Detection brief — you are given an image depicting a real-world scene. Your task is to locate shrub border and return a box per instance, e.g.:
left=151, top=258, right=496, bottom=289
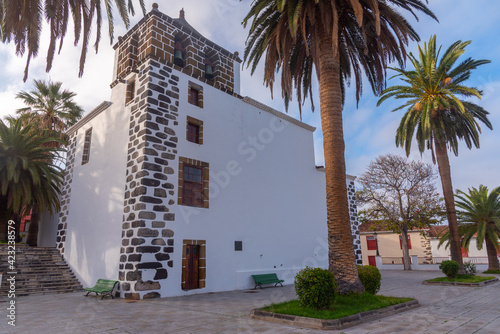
left=250, top=299, right=419, bottom=330
left=422, top=277, right=499, bottom=287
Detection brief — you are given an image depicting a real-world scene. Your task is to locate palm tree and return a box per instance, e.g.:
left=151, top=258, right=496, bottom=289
left=0, top=118, right=63, bottom=245
left=378, top=36, right=493, bottom=270
left=243, top=0, right=436, bottom=294
left=16, top=79, right=84, bottom=145
left=455, top=186, right=500, bottom=271
left=0, top=1, right=146, bottom=81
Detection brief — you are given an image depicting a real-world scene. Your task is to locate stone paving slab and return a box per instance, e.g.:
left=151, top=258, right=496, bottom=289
left=0, top=270, right=499, bottom=333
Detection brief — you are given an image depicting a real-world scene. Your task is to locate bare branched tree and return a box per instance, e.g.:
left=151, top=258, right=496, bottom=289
left=357, top=154, right=444, bottom=270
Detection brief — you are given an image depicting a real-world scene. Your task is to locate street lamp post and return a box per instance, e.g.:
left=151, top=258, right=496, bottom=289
left=373, top=231, right=380, bottom=257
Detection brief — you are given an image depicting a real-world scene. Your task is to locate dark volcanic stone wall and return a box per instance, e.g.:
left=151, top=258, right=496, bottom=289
left=348, top=180, right=362, bottom=265
left=118, top=59, right=179, bottom=299
left=56, top=134, right=77, bottom=254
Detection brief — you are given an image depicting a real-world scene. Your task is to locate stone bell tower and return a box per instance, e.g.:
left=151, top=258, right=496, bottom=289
left=109, top=4, right=241, bottom=299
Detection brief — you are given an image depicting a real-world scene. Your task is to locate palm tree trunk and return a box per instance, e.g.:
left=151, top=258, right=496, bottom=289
left=400, top=228, right=412, bottom=270
left=434, top=138, right=463, bottom=270
left=317, top=30, right=364, bottom=294
left=485, top=237, right=500, bottom=271
left=27, top=205, right=39, bottom=247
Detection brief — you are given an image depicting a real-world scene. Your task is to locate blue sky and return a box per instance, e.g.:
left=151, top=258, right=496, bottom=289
left=1, top=0, right=499, bottom=193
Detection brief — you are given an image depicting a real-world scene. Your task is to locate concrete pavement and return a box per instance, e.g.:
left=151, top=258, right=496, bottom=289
left=1, top=270, right=500, bottom=333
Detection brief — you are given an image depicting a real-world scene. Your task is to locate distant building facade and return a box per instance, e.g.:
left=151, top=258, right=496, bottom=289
left=359, top=222, right=433, bottom=266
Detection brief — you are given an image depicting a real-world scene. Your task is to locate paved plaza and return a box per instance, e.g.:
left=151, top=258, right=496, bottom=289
left=1, top=270, right=500, bottom=333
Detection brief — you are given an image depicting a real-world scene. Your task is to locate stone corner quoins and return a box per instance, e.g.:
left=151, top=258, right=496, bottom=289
left=119, top=58, right=179, bottom=299
left=347, top=181, right=362, bottom=265
left=56, top=134, right=78, bottom=254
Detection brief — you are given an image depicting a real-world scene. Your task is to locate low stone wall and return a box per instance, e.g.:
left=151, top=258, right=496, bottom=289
left=423, top=278, right=499, bottom=287
left=375, top=256, right=490, bottom=271
left=251, top=300, right=420, bottom=330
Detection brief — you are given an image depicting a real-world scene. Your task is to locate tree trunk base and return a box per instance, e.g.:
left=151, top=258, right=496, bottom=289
left=336, top=278, right=365, bottom=295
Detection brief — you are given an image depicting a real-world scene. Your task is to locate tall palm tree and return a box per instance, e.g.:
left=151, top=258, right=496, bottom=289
left=243, top=0, right=436, bottom=294
left=0, top=0, right=146, bottom=81
left=378, top=36, right=493, bottom=270
left=0, top=118, right=63, bottom=245
left=16, top=79, right=84, bottom=145
left=455, top=186, right=500, bottom=271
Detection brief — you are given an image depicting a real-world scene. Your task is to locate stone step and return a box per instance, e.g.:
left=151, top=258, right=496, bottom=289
left=0, top=255, right=64, bottom=259
left=0, top=250, right=61, bottom=255
left=0, top=269, right=75, bottom=275
left=4, top=285, right=83, bottom=293
left=14, top=287, right=84, bottom=296
left=1, top=279, right=78, bottom=286
left=0, top=261, right=66, bottom=266
left=0, top=260, right=70, bottom=265
left=1, top=273, right=80, bottom=281
left=0, top=265, right=73, bottom=270
left=0, top=246, right=82, bottom=296
left=4, top=283, right=83, bottom=290
left=3, top=268, right=75, bottom=277
left=0, top=255, right=66, bottom=259
left=0, top=283, right=82, bottom=293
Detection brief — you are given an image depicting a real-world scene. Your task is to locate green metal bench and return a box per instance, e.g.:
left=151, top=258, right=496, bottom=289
left=84, top=279, right=119, bottom=300
left=251, top=273, right=284, bottom=289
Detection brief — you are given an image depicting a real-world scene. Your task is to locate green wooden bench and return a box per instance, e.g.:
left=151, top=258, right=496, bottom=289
left=84, top=279, right=119, bottom=300
left=251, top=273, right=284, bottom=289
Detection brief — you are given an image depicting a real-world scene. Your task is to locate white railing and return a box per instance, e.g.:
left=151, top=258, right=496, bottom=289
left=463, top=257, right=489, bottom=264
left=375, top=255, right=494, bottom=271
left=432, top=257, right=449, bottom=264
left=380, top=257, right=431, bottom=265
left=433, top=257, right=489, bottom=264
left=381, top=257, right=404, bottom=265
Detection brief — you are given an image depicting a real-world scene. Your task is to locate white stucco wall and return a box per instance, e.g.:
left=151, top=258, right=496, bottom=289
left=62, top=84, right=131, bottom=287
left=431, top=238, right=490, bottom=259
left=38, top=211, right=58, bottom=247
left=153, top=72, right=331, bottom=296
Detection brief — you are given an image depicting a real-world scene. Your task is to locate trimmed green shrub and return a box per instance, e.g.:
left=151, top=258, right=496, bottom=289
left=294, top=267, right=336, bottom=310
left=464, top=261, right=477, bottom=276
left=440, top=260, right=459, bottom=278
left=357, top=265, right=382, bottom=294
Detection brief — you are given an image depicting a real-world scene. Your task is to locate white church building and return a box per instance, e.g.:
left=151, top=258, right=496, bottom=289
left=39, top=5, right=362, bottom=299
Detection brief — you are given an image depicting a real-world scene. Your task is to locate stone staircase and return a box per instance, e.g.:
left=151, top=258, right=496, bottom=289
left=0, top=245, right=82, bottom=296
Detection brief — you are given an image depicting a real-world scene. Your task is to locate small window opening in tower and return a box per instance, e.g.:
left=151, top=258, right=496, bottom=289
left=174, top=39, right=185, bottom=67
left=204, top=56, right=214, bottom=80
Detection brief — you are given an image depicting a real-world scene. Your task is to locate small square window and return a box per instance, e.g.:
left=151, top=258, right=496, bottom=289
left=186, top=116, right=203, bottom=145
left=188, top=82, right=203, bottom=108
left=189, top=88, right=199, bottom=106
left=234, top=241, right=243, bottom=251
left=366, top=236, right=377, bottom=250
left=399, top=235, right=412, bottom=249
left=178, top=157, right=209, bottom=209
left=126, top=80, right=135, bottom=104
left=187, top=123, right=200, bottom=143
left=182, top=165, right=204, bottom=207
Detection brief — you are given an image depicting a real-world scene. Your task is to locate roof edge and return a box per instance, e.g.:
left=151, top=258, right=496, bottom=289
left=67, top=101, right=112, bottom=136
left=242, top=97, right=316, bottom=132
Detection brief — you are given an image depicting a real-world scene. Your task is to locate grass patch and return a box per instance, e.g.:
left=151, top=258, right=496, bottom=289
left=426, top=275, right=495, bottom=283
left=261, top=293, right=413, bottom=320
left=483, top=270, right=500, bottom=274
